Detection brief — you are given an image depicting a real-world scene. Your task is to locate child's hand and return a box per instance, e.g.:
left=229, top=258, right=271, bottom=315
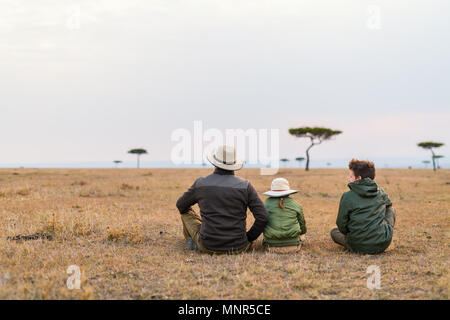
left=300, top=235, right=307, bottom=242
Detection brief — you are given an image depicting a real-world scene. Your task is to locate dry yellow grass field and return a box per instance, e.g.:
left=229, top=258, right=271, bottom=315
left=0, top=168, right=448, bottom=300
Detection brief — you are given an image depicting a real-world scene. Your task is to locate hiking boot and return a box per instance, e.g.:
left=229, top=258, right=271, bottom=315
left=186, top=237, right=198, bottom=251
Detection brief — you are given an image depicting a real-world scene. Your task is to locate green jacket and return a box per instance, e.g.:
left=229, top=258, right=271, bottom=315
left=263, top=197, right=307, bottom=247
left=337, top=178, right=393, bottom=254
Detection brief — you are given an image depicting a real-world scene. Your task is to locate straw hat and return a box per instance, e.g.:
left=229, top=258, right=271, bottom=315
left=263, top=178, right=298, bottom=197
left=207, top=145, right=243, bottom=171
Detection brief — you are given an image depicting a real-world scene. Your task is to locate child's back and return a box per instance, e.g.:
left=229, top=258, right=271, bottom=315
left=337, top=178, right=394, bottom=254
left=263, top=197, right=307, bottom=247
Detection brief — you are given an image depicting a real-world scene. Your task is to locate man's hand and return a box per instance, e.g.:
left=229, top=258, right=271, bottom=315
left=300, top=234, right=307, bottom=242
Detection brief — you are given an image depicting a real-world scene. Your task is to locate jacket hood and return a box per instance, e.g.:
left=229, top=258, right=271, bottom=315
left=348, top=178, right=379, bottom=198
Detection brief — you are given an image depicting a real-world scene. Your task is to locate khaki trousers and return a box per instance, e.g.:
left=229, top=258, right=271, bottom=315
left=180, top=209, right=252, bottom=255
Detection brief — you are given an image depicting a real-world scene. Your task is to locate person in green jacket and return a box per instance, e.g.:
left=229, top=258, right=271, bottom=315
left=331, top=159, right=396, bottom=254
left=262, top=178, right=307, bottom=252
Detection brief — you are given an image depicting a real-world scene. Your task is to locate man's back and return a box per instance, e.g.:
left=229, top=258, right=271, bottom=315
left=176, top=168, right=269, bottom=252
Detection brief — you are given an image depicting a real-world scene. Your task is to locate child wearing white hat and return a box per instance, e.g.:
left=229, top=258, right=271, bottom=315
left=262, top=178, right=307, bottom=252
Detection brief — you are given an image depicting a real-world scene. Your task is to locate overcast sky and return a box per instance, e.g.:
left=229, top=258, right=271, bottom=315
left=1, top=0, right=449, bottom=166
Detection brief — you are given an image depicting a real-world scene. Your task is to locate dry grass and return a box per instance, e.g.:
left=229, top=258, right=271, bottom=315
left=0, top=168, right=448, bottom=300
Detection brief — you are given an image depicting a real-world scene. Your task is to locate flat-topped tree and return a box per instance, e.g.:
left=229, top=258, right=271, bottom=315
left=417, top=142, right=444, bottom=171
left=289, top=127, right=342, bottom=171
left=295, top=157, right=305, bottom=168
left=280, top=158, right=289, bottom=168
left=128, top=148, right=148, bottom=169
left=113, top=160, right=123, bottom=168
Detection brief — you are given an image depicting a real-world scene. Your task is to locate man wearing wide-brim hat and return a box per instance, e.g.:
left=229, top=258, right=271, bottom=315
left=176, top=145, right=269, bottom=254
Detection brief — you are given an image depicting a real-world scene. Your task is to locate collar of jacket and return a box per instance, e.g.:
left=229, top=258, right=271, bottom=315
left=213, top=167, right=235, bottom=175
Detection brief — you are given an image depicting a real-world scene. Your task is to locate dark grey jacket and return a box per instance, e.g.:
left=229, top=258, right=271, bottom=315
left=176, top=168, right=269, bottom=251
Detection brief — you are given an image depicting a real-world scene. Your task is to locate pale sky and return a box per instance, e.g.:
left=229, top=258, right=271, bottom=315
left=1, top=0, right=449, bottom=166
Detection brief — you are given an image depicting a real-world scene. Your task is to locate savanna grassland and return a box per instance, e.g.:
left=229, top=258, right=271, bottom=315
left=0, top=168, right=448, bottom=300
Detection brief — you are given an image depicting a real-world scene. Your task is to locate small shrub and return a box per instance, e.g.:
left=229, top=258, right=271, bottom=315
left=72, top=222, right=93, bottom=236
left=40, top=213, right=64, bottom=236
left=79, top=188, right=103, bottom=198
left=72, top=181, right=88, bottom=186
left=106, top=226, right=143, bottom=244
left=16, top=188, right=31, bottom=196
left=120, top=183, right=139, bottom=191
left=120, top=183, right=135, bottom=190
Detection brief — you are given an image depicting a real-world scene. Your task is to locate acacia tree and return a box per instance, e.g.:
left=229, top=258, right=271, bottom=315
left=128, top=148, right=148, bottom=168
left=417, top=142, right=444, bottom=171
left=280, top=158, right=289, bottom=168
left=289, top=127, right=342, bottom=171
left=113, top=160, right=123, bottom=168
left=295, top=157, right=305, bottom=168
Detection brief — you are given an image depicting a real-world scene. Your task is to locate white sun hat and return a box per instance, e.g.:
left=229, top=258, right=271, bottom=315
left=207, top=145, right=244, bottom=171
left=263, top=178, right=298, bottom=197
